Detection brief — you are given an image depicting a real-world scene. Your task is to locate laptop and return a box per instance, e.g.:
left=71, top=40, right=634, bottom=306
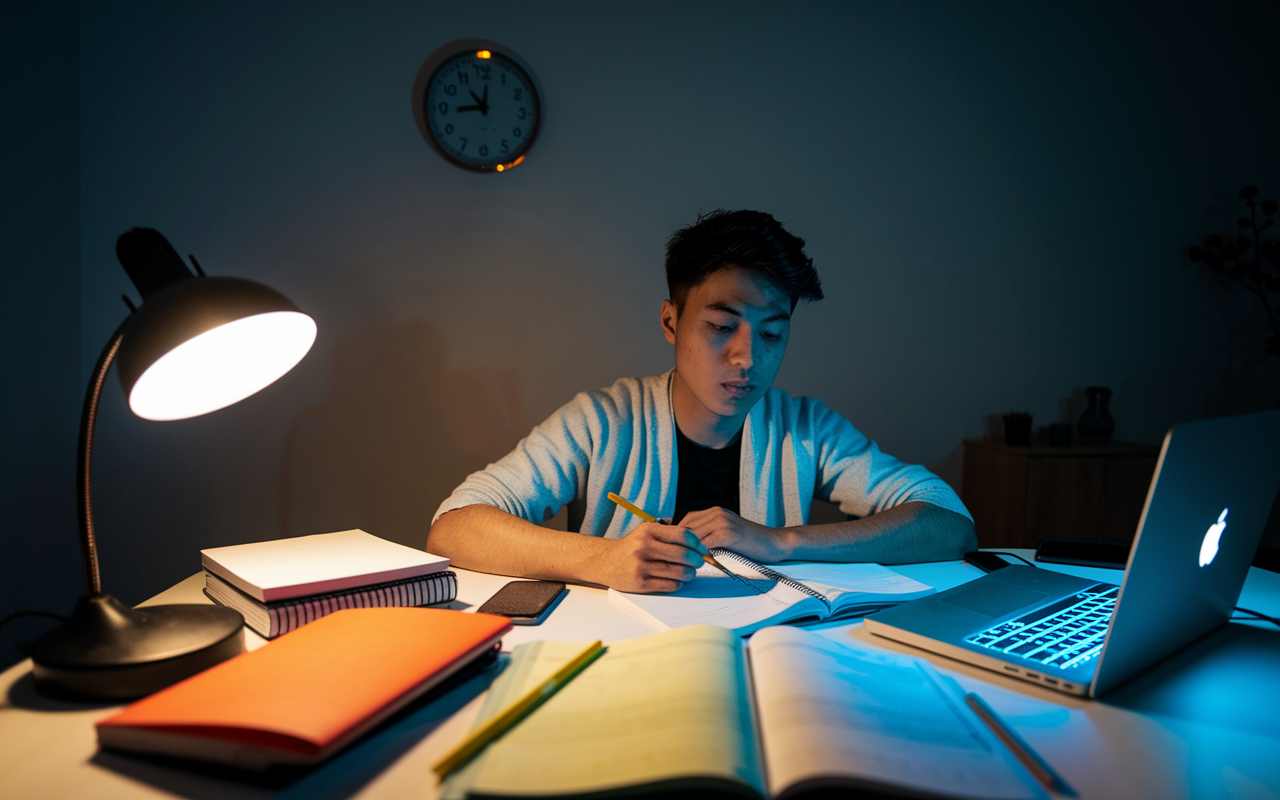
left=864, top=410, right=1280, bottom=698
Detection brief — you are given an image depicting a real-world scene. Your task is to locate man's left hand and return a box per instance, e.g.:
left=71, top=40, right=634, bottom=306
left=678, top=507, right=791, bottom=563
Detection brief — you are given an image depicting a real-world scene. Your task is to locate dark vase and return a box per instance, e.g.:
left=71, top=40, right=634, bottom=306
left=1078, top=386, right=1115, bottom=445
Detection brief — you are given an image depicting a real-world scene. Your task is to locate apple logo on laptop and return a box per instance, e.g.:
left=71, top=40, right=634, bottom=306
left=1199, top=508, right=1228, bottom=567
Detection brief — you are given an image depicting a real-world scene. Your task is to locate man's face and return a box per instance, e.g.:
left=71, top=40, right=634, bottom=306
left=661, top=267, right=792, bottom=427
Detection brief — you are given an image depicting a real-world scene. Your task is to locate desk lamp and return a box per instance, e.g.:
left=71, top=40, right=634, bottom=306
left=29, top=228, right=317, bottom=700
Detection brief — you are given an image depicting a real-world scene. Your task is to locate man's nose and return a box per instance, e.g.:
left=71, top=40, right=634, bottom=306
left=727, top=327, right=754, bottom=368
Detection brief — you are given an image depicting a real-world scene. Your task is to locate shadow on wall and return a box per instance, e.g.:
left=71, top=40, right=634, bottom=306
left=280, top=320, right=524, bottom=550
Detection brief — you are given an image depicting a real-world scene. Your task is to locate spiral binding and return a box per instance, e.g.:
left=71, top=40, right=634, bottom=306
left=710, top=549, right=830, bottom=607
left=272, top=571, right=458, bottom=635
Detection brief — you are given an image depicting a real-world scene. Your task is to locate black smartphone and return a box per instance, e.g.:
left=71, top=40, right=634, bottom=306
left=1035, top=538, right=1131, bottom=569
left=476, top=580, right=568, bottom=625
left=964, top=551, right=1014, bottom=573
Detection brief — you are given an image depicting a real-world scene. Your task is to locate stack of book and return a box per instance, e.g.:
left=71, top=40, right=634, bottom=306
left=201, top=529, right=457, bottom=639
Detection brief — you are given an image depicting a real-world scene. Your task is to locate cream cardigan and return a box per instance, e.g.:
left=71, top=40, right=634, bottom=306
left=432, top=370, right=970, bottom=537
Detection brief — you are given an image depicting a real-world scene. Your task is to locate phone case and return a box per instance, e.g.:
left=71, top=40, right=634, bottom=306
left=476, top=581, right=567, bottom=625
left=964, top=551, right=1013, bottom=573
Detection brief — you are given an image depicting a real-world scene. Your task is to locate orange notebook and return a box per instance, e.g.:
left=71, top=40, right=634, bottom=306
left=96, top=607, right=510, bottom=770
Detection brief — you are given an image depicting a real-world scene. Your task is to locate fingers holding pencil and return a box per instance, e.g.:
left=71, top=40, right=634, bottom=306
left=603, top=522, right=706, bottom=593
left=596, top=494, right=710, bottom=592
left=606, top=492, right=735, bottom=579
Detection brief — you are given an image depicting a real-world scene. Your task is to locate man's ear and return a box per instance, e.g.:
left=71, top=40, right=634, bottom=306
left=660, top=299, right=679, bottom=345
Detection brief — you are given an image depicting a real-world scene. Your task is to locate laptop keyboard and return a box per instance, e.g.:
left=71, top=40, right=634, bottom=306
left=965, top=583, right=1119, bottom=669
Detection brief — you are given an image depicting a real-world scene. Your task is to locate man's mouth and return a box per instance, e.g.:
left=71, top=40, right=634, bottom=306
left=722, top=380, right=753, bottom=398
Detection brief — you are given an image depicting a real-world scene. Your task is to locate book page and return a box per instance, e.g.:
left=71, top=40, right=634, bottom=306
left=777, top=561, right=934, bottom=600
left=748, top=627, right=1038, bottom=800
left=609, top=561, right=824, bottom=635
left=458, top=625, right=765, bottom=799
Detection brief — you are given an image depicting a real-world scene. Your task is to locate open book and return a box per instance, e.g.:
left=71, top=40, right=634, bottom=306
left=609, top=549, right=935, bottom=635
left=443, top=625, right=1041, bottom=800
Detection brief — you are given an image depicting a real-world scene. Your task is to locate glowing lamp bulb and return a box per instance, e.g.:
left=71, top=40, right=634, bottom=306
left=128, top=311, right=317, bottom=421
left=476, top=50, right=491, bottom=59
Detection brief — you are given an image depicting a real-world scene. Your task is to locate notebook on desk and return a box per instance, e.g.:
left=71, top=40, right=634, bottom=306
left=610, top=549, right=934, bottom=635
left=866, top=410, right=1280, bottom=698
left=96, top=608, right=510, bottom=770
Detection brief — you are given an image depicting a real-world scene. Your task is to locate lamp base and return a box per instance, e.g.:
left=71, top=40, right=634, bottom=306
left=30, top=594, right=244, bottom=701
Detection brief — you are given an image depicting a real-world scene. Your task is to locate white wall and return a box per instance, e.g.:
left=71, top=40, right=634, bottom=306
left=63, top=1, right=1280, bottom=607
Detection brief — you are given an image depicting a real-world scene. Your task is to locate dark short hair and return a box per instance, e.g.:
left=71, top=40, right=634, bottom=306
left=665, top=209, right=823, bottom=313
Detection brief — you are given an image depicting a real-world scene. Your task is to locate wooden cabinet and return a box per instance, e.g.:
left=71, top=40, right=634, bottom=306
left=962, top=438, right=1159, bottom=549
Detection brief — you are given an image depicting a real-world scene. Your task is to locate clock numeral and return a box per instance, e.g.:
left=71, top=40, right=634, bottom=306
left=473, top=63, right=491, bottom=80
left=517, top=107, right=526, bottom=120
left=445, top=123, right=454, bottom=134
left=500, top=139, right=509, bottom=154
left=479, top=144, right=489, bottom=157
left=458, top=71, right=469, bottom=85
left=513, top=127, right=521, bottom=138
left=513, top=88, right=522, bottom=100
left=444, top=84, right=457, bottom=96
left=459, top=137, right=468, bottom=151
left=438, top=101, right=448, bottom=115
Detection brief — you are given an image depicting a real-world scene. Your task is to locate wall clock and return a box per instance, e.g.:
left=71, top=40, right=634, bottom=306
left=412, top=39, right=542, bottom=173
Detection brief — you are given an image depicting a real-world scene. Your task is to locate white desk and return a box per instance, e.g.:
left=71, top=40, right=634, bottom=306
left=2, top=554, right=1278, bottom=800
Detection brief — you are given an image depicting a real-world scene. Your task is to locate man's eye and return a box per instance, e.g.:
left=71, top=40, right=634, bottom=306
left=761, top=331, right=783, bottom=342
left=710, top=323, right=733, bottom=333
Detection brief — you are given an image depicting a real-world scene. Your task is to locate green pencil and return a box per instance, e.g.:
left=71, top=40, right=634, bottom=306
left=433, top=639, right=604, bottom=778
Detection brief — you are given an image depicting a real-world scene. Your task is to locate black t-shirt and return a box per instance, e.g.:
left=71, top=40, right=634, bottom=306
left=673, top=425, right=742, bottom=525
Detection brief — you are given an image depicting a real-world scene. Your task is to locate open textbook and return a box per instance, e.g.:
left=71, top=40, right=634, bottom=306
left=444, top=625, right=1040, bottom=800
left=610, top=549, right=935, bottom=635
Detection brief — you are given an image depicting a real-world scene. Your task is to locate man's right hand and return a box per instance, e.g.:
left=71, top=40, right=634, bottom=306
left=598, top=523, right=709, bottom=593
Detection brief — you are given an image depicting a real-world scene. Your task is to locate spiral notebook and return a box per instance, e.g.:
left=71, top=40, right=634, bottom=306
left=204, top=570, right=458, bottom=639
left=608, top=549, right=934, bottom=636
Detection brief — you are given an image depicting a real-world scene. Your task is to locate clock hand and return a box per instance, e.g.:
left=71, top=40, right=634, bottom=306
left=466, top=87, right=490, bottom=116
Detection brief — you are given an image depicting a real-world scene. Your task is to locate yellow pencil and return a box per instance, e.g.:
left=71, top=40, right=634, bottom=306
left=606, top=492, right=734, bottom=577
left=433, top=639, right=605, bottom=777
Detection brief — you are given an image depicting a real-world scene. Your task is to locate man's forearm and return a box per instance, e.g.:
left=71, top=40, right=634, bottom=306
left=778, top=502, right=976, bottom=564
left=428, top=505, right=613, bottom=585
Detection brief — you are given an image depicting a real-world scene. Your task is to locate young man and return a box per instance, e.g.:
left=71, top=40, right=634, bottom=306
left=428, top=210, right=975, bottom=593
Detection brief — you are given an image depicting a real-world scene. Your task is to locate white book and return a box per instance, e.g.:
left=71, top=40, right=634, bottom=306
left=609, top=548, right=934, bottom=636
left=200, top=529, right=450, bottom=602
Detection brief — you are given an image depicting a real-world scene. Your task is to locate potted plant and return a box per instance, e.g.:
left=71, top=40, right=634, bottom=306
left=1187, top=186, right=1280, bottom=353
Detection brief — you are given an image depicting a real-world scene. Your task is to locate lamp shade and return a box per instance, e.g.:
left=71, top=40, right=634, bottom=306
left=112, top=228, right=316, bottom=421
left=118, top=276, right=316, bottom=420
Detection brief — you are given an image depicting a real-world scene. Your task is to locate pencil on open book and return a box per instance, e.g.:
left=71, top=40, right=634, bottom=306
left=433, top=639, right=604, bottom=777
left=965, top=692, right=1076, bottom=797
left=605, top=492, right=733, bottom=577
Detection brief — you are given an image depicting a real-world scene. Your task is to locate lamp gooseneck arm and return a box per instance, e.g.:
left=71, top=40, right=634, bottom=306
left=78, top=323, right=127, bottom=597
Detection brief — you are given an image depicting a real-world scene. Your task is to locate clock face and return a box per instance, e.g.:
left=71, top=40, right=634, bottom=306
left=423, top=50, right=540, bottom=172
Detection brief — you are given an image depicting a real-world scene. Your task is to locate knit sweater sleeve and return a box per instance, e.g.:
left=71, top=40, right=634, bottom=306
left=809, top=399, right=972, bottom=522
left=431, top=391, right=599, bottom=525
